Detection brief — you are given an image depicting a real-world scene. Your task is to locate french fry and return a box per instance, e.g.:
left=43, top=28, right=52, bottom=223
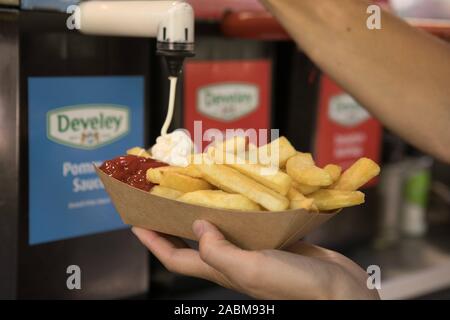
left=332, top=158, right=380, bottom=191
left=255, top=136, right=297, bottom=168
left=150, top=186, right=184, bottom=200
left=309, top=189, right=365, bottom=211
left=209, top=148, right=292, bottom=196
left=152, top=165, right=202, bottom=178
left=229, top=162, right=292, bottom=196
left=295, top=152, right=315, bottom=165
left=146, top=168, right=164, bottom=184
left=291, top=181, right=320, bottom=195
left=194, top=160, right=289, bottom=211
left=324, top=164, right=342, bottom=183
left=286, top=153, right=333, bottom=187
left=287, top=187, right=318, bottom=211
left=159, top=172, right=212, bottom=193
left=127, top=146, right=151, bottom=158
left=146, top=165, right=202, bottom=184
left=180, top=165, right=203, bottom=178
left=129, top=136, right=379, bottom=213
left=178, top=190, right=261, bottom=211
left=211, top=136, right=248, bottom=155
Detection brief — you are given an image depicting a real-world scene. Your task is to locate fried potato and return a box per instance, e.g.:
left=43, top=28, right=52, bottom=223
left=324, top=164, right=342, bottom=183
left=295, top=152, right=315, bottom=165
left=146, top=168, right=164, bottom=184
left=286, top=153, right=333, bottom=187
left=291, top=181, right=320, bottom=195
left=127, top=146, right=151, bottom=158
left=287, top=187, right=318, bottom=211
left=171, top=165, right=202, bottom=178
left=194, top=160, right=289, bottom=211
left=146, top=165, right=202, bottom=184
left=159, top=172, right=213, bottom=193
left=152, top=165, right=202, bottom=178
left=212, top=135, right=248, bottom=155
left=309, top=189, right=365, bottom=211
left=178, top=190, right=261, bottom=211
left=332, top=158, right=380, bottom=191
left=150, top=186, right=184, bottom=200
left=254, top=136, right=297, bottom=168
left=209, top=148, right=292, bottom=195
left=229, top=162, right=292, bottom=196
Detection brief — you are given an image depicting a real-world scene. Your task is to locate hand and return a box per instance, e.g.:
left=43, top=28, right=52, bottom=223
left=132, top=220, right=379, bottom=300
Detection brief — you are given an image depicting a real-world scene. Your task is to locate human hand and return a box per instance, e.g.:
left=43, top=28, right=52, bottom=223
left=132, top=220, right=379, bottom=300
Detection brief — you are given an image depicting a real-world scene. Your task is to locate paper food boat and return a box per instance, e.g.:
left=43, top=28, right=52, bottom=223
left=96, top=167, right=338, bottom=250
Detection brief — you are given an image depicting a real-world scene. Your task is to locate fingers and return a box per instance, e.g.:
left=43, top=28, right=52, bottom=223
left=132, top=223, right=261, bottom=293
left=131, top=227, right=218, bottom=281
left=192, top=220, right=258, bottom=282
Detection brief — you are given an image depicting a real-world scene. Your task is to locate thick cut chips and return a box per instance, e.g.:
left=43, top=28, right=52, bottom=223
left=178, top=190, right=261, bottom=211
left=324, top=164, right=342, bottom=183
left=332, top=158, right=380, bottom=191
left=254, top=136, right=297, bottom=168
left=209, top=148, right=292, bottom=196
left=309, top=189, right=365, bottom=211
left=159, top=172, right=212, bottom=193
left=287, top=187, right=317, bottom=211
left=150, top=185, right=184, bottom=200
left=286, top=153, right=333, bottom=187
left=291, top=180, right=320, bottom=195
left=194, top=160, right=289, bottom=211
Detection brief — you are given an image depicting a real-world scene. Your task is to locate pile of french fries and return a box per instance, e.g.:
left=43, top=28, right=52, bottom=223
left=127, top=136, right=380, bottom=212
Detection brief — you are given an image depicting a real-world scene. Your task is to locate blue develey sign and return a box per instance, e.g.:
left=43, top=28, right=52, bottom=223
left=28, top=76, right=144, bottom=245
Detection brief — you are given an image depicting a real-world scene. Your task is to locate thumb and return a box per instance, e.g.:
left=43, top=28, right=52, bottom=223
left=192, top=220, right=251, bottom=276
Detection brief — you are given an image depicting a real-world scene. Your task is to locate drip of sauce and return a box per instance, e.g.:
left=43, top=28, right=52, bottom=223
left=160, top=76, right=178, bottom=136
left=150, top=76, right=194, bottom=167
left=100, top=155, right=167, bottom=191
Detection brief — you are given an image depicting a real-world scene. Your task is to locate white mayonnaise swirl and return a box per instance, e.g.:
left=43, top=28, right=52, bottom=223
left=151, top=130, right=194, bottom=167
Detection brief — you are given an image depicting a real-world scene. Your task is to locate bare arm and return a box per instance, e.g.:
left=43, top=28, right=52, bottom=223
left=260, top=0, right=450, bottom=163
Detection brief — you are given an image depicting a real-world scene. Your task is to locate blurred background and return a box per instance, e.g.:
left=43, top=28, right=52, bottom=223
left=0, top=0, right=449, bottom=300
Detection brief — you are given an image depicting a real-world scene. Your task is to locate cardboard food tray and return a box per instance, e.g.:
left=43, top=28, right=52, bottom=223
left=96, top=167, right=338, bottom=250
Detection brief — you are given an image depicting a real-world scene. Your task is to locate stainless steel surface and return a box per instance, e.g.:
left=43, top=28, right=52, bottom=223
left=347, top=218, right=450, bottom=299
left=0, top=9, right=19, bottom=299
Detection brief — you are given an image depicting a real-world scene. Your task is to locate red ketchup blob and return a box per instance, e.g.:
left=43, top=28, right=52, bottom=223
left=100, top=155, right=167, bottom=191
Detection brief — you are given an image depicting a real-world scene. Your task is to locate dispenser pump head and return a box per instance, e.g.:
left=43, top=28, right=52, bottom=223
left=157, top=42, right=195, bottom=77
left=78, top=1, right=195, bottom=76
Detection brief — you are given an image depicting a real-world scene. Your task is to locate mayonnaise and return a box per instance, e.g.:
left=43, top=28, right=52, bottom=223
left=151, top=130, right=193, bottom=167
left=160, top=76, right=178, bottom=136
left=150, top=76, right=194, bottom=167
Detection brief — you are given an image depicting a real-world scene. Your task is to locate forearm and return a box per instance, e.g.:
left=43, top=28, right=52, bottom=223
left=260, top=0, right=450, bottom=163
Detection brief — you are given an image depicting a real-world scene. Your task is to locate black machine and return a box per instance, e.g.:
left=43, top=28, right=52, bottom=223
left=0, top=1, right=157, bottom=299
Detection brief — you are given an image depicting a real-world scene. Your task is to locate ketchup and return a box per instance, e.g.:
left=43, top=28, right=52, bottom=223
left=100, top=155, right=167, bottom=191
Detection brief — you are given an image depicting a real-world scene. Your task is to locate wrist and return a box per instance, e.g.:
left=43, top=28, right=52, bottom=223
left=316, top=266, right=380, bottom=300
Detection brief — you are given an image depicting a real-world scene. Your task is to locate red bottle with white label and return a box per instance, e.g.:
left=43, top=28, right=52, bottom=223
left=314, top=75, right=382, bottom=185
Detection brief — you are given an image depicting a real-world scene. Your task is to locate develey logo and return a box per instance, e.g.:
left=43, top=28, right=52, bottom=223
left=329, top=94, right=371, bottom=127
left=197, top=83, right=259, bottom=122
left=47, top=104, right=130, bottom=149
